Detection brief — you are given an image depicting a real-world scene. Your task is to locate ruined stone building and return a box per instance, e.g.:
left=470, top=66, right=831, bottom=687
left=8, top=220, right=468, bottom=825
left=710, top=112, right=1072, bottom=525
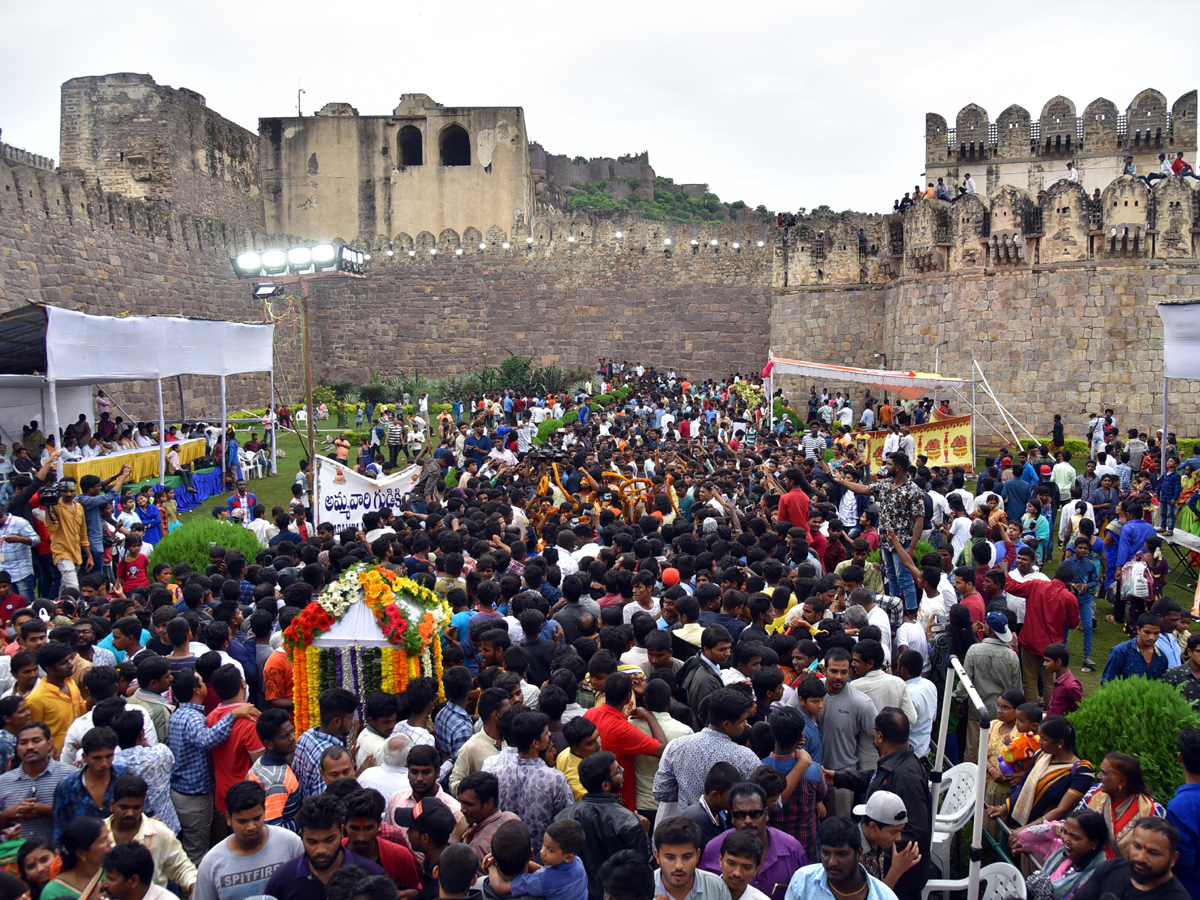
left=1, top=74, right=1199, bottom=434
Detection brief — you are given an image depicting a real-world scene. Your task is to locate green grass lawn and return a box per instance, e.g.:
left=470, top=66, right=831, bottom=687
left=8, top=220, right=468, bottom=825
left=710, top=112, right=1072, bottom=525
left=179, top=426, right=322, bottom=524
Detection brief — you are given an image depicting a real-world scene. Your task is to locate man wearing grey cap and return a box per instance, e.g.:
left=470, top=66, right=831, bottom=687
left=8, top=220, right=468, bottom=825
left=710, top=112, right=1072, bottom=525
left=855, top=792, right=922, bottom=893
left=959, top=610, right=1021, bottom=763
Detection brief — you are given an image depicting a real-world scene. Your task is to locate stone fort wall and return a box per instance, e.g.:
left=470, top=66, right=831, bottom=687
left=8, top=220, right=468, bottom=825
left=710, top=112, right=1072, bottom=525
left=5, top=74, right=1200, bottom=442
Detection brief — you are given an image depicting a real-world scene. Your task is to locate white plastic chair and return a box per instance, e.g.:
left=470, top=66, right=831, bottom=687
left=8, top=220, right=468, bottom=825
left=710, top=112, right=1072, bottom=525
left=241, top=449, right=262, bottom=480
left=929, top=762, right=979, bottom=878
left=935, top=762, right=978, bottom=831
left=923, top=862, right=1026, bottom=900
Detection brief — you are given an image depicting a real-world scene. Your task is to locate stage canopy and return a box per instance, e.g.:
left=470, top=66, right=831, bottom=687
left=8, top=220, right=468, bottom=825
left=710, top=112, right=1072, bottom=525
left=0, top=305, right=274, bottom=385
left=0, top=304, right=276, bottom=477
left=763, top=353, right=969, bottom=401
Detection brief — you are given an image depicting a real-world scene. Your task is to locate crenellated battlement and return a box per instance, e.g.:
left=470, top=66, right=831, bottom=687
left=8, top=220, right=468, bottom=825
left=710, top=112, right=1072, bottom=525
left=924, top=89, right=1196, bottom=201
left=883, top=172, right=1200, bottom=277
left=1, top=140, right=54, bottom=173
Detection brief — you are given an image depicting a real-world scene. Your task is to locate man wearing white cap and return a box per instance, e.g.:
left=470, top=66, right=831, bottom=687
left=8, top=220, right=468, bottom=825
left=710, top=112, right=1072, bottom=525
left=825, top=709, right=930, bottom=900
left=855, top=792, right=923, bottom=894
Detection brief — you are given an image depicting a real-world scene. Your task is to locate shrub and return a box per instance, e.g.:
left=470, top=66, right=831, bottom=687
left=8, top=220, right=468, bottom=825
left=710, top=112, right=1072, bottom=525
left=534, top=409, right=579, bottom=446
left=149, top=519, right=263, bottom=575
left=865, top=540, right=936, bottom=568
left=1063, top=439, right=1089, bottom=457
left=774, top=399, right=802, bottom=430
left=1069, top=677, right=1200, bottom=804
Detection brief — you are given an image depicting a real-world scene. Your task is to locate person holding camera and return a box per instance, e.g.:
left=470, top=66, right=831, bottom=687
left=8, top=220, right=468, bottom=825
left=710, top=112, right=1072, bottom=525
left=42, top=473, right=87, bottom=591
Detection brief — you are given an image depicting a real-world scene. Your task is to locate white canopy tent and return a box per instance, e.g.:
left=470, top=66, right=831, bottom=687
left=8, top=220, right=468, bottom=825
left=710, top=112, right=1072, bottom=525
left=762, top=351, right=1048, bottom=459
left=0, top=305, right=276, bottom=480
left=763, top=353, right=970, bottom=401
left=1157, top=300, right=1200, bottom=474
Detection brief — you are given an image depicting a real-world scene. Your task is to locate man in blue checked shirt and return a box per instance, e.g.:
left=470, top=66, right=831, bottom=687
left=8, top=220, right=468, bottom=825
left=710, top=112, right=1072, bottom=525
left=168, top=669, right=261, bottom=866
left=436, top=666, right=475, bottom=760
left=292, top=688, right=357, bottom=801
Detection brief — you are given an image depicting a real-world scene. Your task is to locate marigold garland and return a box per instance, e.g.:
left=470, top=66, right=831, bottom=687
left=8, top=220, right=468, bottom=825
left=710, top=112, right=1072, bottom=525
left=288, top=564, right=449, bottom=709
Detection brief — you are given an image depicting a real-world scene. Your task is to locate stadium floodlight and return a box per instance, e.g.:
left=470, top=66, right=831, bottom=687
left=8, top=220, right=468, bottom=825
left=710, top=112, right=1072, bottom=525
left=234, top=252, right=262, bottom=276
left=253, top=283, right=280, bottom=299
left=615, top=231, right=623, bottom=238
left=287, top=247, right=313, bottom=272
left=261, top=249, right=287, bottom=275
left=312, top=243, right=337, bottom=270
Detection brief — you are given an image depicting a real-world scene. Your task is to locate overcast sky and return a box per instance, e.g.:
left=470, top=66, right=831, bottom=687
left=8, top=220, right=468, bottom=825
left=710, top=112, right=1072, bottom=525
left=1, top=0, right=1193, bottom=215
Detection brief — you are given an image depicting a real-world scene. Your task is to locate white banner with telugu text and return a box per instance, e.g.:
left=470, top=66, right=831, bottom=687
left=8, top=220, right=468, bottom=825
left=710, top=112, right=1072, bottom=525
left=315, top=457, right=418, bottom=530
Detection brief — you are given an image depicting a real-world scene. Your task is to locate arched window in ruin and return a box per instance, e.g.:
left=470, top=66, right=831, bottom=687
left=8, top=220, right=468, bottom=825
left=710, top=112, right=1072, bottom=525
left=398, top=126, right=423, bottom=166
left=439, top=124, right=470, bottom=167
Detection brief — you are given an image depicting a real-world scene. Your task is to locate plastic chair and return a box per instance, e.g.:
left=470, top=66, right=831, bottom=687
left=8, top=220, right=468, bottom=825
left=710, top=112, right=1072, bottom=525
left=936, top=762, right=978, bottom=830
left=929, top=762, right=978, bottom=878
left=923, top=862, right=1026, bottom=900
left=241, top=450, right=262, bottom=480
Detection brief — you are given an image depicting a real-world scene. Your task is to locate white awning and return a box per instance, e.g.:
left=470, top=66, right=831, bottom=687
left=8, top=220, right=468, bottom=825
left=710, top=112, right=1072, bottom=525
left=764, top=354, right=968, bottom=401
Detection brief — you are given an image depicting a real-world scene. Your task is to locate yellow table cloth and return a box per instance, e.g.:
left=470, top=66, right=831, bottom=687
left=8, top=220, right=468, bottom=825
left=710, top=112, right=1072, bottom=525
left=61, top=438, right=206, bottom=484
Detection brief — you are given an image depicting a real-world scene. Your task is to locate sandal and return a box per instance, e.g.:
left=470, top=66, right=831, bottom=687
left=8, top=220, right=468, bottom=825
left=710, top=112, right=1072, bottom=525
left=1105, top=614, right=1119, bottom=625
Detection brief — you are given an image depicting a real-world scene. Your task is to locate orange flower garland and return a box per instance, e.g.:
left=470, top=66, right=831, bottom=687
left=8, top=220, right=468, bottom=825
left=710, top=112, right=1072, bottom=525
left=397, top=648, right=409, bottom=692
left=289, top=564, right=450, bottom=706
left=294, top=645, right=309, bottom=732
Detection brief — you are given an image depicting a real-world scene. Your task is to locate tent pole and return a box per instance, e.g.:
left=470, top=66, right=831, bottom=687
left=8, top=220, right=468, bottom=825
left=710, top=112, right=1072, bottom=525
left=269, top=367, right=278, bottom=476
left=156, top=378, right=166, bottom=486
left=177, top=376, right=186, bottom=425
left=988, top=390, right=1041, bottom=445
left=1162, top=377, right=1168, bottom=496
left=970, top=351, right=977, bottom=470
left=105, top=391, right=141, bottom=429
left=220, top=375, right=227, bottom=488
left=974, top=361, right=1022, bottom=449
left=951, top=387, right=1011, bottom=447
left=47, top=379, right=62, bottom=481
left=950, top=387, right=1012, bottom=445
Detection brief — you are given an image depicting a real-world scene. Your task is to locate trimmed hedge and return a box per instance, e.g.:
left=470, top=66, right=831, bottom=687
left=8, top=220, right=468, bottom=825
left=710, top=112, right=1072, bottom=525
left=1069, top=676, right=1200, bottom=804
left=774, top=399, right=802, bottom=430
left=149, top=519, right=263, bottom=575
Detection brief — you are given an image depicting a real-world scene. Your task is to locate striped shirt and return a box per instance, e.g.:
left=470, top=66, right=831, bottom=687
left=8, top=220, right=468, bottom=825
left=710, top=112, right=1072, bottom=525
left=0, top=760, right=74, bottom=844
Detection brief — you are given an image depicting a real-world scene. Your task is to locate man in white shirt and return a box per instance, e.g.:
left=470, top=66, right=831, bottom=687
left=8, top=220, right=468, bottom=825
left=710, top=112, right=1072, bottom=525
left=897, top=651, right=938, bottom=758
left=962, top=173, right=977, bottom=194
left=881, top=426, right=900, bottom=457
left=899, top=428, right=916, bottom=461
left=1066, top=161, right=1080, bottom=183
left=358, top=734, right=413, bottom=801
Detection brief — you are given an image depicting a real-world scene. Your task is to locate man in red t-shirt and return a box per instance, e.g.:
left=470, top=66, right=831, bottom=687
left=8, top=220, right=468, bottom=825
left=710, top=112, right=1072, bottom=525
left=207, top=664, right=264, bottom=812
left=583, top=672, right=665, bottom=812
left=116, top=536, right=150, bottom=591
left=344, top=788, right=421, bottom=890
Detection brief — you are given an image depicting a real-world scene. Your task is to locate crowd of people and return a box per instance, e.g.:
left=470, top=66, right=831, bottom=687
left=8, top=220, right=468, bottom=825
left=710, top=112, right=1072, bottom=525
left=0, top=361, right=1194, bottom=900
